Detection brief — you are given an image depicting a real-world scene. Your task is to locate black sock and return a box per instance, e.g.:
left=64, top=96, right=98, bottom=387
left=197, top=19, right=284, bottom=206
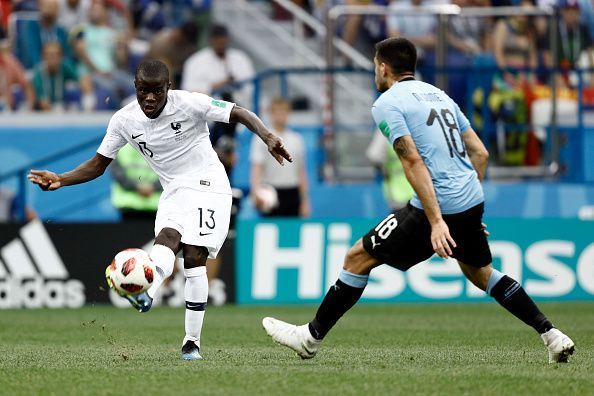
left=490, top=275, right=554, bottom=334
left=308, top=279, right=365, bottom=340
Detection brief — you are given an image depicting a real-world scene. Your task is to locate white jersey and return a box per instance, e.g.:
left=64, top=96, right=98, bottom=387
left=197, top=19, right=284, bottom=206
left=97, top=90, right=234, bottom=198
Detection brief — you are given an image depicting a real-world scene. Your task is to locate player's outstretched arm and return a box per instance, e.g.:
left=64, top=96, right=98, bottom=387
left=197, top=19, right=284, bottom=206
left=393, top=136, right=456, bottom=258
left=28, top=153, right=113, bottom=191
left=229, top=105, right=293, bottom=165
left=461, top=128, right=489, bottom=182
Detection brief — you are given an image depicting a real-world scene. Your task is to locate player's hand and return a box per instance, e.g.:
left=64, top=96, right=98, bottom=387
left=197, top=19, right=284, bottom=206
left=430, top=219, right=456, bottom=259
left=265, top=133, right=293, bottom=165
left=481, top=222, right=490, bottom=237
left=28, top=169, right=62, bottom=191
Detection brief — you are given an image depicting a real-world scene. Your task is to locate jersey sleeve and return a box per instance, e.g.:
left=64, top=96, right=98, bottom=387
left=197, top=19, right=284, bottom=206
left=453, top=101, right=471, bottom=133
left=371, top=99, right=411, bottom=145
left=184, top=91, right=235, bottom=123
left=97, top=115, right=127, bottom=159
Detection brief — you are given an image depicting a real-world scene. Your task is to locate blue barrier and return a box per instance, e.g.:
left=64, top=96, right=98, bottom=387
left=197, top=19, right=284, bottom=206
left=236, top=218, right=594, bottom=304
left=3, top=123, right=594, bottom=221
left=0, top=125, right=118, bottom=221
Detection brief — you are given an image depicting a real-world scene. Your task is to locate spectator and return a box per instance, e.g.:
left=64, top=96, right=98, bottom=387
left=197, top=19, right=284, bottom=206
left=110, top=144, right=162, bottom=221
left=31, top=41, right=95, bottom=111
left=182, top=23, right=255, bottom=144
left=104, top=0, right=133, bottom=35
left=250, top=97, right=309, bottom=218
left=444, top=0, right=490, bottom=106
left=57, top=0, right=90, bottom=32
left=73, top=0, right=135, bottom=108
left=0, top=188, right=37, bottom=223
left=387, top=0, right=439, bottom=70
left=544, top=0, right=592, bottom=88
left=14, top=0, right=72, bottom=69
left=147, top=21, right=198, bottom=88
left=492, top=0, right=537, bottom=90
left=446, top=0, right=486, bottom=56
left=312, top=0, right=388, bottom=59
left=366, top=130, right=414, bottom=210
left=130, top=0, right=166, bottom=41
left=0, top=0, right=10, bottom=30
left=0, top=36, right=35, bottom=110
left=485, top=0, right=537, bottom=165
left=577, top=0, right=594, bottom=42
left=181, top=24, right=254, bottom=105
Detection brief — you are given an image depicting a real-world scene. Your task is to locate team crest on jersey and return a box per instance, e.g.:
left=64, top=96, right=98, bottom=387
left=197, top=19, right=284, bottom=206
left=170, top=122, right=182, bottom=134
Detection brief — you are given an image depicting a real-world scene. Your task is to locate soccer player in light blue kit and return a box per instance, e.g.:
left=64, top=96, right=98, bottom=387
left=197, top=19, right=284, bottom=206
left=263, top=37, right=575, bottom=364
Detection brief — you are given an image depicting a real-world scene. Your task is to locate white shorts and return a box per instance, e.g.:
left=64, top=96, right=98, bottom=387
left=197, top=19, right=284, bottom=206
left=154, top=188, right=232, bottom=259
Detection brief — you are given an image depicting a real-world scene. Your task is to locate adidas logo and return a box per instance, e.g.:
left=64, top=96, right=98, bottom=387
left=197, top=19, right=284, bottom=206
left=0, top=219, right=85, bottom=309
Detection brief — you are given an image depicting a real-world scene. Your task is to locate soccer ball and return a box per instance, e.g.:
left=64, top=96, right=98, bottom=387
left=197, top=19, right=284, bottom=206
left=107, top=248, right=155, bottom=295
left=254, top=184, right=278, bottom=213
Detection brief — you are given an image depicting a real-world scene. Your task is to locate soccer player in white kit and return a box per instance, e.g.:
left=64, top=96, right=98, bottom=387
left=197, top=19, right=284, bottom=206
left=28, top=60, right=292, bottom=360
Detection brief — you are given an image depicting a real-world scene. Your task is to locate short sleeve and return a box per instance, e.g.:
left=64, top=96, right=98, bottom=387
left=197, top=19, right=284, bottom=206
left=97, top=115, right=127, bottom=159
left=453, top=101, right=471, bottom=133
left=183, top=91, right=235, bottom=123
left=250, top=135, right=268, bottom=164
left=371, top=99, right=411, bottom=145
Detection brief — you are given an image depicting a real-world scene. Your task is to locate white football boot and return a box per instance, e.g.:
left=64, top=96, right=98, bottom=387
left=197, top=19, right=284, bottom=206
left=262, top=317, right=321, bottom=359
left=541, top=328, right=575, bottom=363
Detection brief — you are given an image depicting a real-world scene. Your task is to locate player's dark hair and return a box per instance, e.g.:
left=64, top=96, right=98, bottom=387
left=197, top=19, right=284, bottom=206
left=374, top=37, right=417, bottom=75
left=209, top=23, right=229, bottom=38
left=135, top=59, right=169, bottom=81
left=180, top=21, right=199, bottom=43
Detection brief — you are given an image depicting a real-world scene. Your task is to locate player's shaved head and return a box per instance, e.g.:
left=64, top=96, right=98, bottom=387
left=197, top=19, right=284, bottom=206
left=375, top=37, right=417, bottom=75
left=135, top=59, right=171, bottom=119
left=135, top=59, right=170, bottom=82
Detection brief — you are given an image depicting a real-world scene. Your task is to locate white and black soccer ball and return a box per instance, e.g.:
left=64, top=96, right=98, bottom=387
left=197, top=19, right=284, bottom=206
left=107, top=248, right=155, bottom=295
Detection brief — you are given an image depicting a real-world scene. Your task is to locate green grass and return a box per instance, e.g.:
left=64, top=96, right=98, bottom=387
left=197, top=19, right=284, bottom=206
left=0, top=303, right=592, bottom=395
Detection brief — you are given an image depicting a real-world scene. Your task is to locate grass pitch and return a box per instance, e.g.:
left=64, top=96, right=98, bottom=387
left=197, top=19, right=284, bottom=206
left=0, top=303, right=592, bottom=395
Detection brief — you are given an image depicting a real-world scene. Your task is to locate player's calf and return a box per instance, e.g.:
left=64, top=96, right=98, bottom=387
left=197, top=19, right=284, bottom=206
left=480, top=266, right=575, bottom=363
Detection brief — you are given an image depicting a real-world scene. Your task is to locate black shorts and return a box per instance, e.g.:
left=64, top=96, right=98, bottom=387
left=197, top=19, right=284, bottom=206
left=362, top=203, right=492, bottom=271
left=262, top=187, right=301, bottom=217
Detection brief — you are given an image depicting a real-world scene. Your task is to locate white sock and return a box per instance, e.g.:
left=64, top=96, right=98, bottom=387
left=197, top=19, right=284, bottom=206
left=147, top=244, right=175, bottom=299
left=183, top=266, right=208, bottom=349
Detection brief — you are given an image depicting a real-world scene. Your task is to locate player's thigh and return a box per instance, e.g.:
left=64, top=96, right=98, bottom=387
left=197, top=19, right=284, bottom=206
left=447, top=204, right=492, bottom=269
left=154, top=227, right=182, bottom=253
left=361, top=205, right=434, bottom=271
left=155, top=189, right=232, bottom=259
left=343, top=238, right=381, bottom=275
left=458, top=261, right=492, bottom=291
left=154, top=191, right=185, bottom=246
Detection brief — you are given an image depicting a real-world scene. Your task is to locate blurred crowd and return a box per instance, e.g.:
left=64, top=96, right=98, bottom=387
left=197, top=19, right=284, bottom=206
left=0, top=0, right=214, bottom=111
left=284, top=0, right=594, bottom=165
left=1, top=0, right=593, bottom=167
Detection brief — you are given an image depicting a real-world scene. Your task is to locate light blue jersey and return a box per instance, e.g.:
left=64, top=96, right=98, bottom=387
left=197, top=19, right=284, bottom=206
left=371, top=79, right=484, bottom=214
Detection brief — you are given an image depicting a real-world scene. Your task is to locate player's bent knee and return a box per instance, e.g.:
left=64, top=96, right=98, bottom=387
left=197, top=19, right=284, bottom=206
left=459, top=262, right=492, bottom=291
left=343, top=239, right=379, bottom=275
left=155, top=227, right=182, bottom=253
left=183, top=245, right=209, bottom=269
